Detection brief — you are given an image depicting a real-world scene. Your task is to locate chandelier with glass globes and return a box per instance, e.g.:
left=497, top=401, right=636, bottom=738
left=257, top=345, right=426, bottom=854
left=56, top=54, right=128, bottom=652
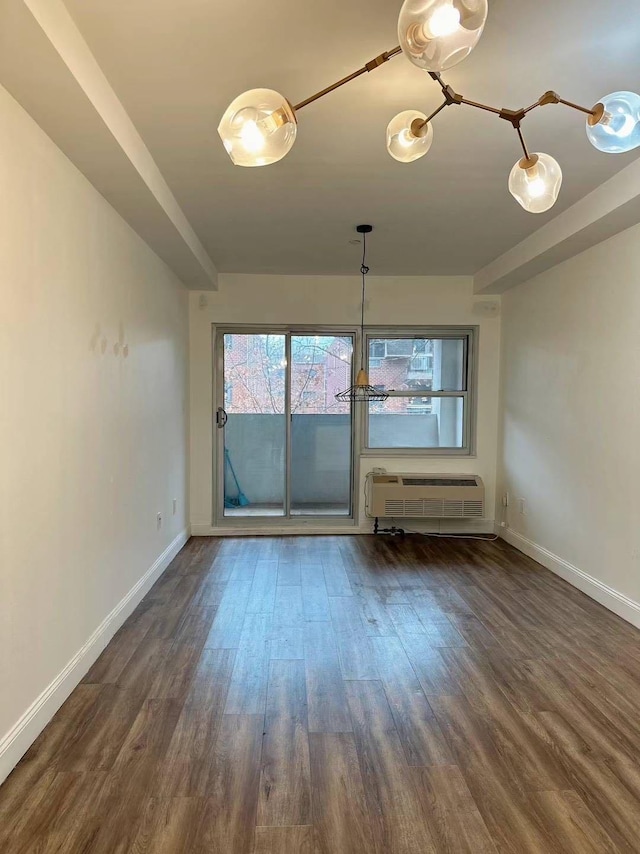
left=218, top=0, right=640, bottom=214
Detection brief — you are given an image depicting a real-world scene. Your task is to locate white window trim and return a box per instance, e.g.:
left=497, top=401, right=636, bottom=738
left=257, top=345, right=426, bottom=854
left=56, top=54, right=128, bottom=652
left=361, top=326, right=478, bottom=458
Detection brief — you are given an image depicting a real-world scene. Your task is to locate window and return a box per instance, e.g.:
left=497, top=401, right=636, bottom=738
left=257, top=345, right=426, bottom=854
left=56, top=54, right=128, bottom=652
left=292, top=335, right=326, bottom=365
left=364, top=329, right=475, bottom=455
left=369, top=339, right=414, bottom=359
left=384, top=339, right=414, bottom=357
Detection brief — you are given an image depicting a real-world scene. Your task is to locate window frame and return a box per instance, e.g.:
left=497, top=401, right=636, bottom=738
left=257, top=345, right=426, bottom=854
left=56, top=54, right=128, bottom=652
left=361, top=326, right=478, bottom=457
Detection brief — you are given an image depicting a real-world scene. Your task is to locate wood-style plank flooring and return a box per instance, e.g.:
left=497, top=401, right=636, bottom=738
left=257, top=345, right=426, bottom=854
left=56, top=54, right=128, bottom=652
left=3, top=535, right=640, bottom=853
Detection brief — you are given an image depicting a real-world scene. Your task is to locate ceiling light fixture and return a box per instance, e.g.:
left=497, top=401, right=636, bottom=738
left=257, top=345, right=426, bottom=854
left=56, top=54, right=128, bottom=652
left=218, top=1, right=640, bottom=213
left=508, top=152, right=562, bottom=214
left=335, top=225, right=388, bottom=404
left=398, top=0, right=488, bottom=73
left=386, top=109, right=434, bottom=163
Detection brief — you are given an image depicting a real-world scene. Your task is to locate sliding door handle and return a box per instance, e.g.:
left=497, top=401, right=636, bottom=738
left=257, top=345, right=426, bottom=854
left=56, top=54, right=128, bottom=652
left=216, top=407, right=228, bottom=428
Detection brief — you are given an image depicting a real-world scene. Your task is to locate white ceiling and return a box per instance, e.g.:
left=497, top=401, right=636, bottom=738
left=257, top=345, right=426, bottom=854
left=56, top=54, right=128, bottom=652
left=54, top=0, right=640, bottom=275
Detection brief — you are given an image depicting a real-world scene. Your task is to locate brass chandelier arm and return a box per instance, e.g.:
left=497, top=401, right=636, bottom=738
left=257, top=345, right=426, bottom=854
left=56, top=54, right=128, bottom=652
left=536, top=90, right=605, bottom=125
left=460, top=97, right=501, bottom=115
left=425, top=99, right=451, bottom=124
left=288, top=50, right=604, bottom=151
left=523, top=99, right=544, bottom=115
left=515, top=126, right=531, bottom=161
left=293, top=46, right=402, bottom=112
left=409, top=77, right=605, bottom=144
left=411, top=99, right=452, bottom=136
left=428, top=71, right=448, bottom=93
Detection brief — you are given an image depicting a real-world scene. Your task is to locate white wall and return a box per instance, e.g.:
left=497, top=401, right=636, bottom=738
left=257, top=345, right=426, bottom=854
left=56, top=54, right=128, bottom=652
left=498, top=223, right=640, bottom=626
left=0, top=85, right=189, bottom=782
left=190, top=274, right=501, bottom=532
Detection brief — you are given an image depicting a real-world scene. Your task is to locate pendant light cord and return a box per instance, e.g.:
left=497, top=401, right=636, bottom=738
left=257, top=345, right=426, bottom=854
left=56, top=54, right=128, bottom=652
left=335, top=226, right=387, bottom=403
left=360, top=232, right=369, bottom=368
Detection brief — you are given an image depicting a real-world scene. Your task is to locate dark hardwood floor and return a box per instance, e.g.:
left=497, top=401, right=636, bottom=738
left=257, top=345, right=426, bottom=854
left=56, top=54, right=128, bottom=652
left=3, top=534, right=640, bottom=853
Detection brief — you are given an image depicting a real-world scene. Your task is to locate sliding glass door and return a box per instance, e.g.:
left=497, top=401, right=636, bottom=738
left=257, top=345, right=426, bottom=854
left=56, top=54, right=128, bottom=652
left=219, top=333, right=287, bottom=516
left=290, top=335, right=353, bottom=516
left=216, top=329, right=355, bottom=523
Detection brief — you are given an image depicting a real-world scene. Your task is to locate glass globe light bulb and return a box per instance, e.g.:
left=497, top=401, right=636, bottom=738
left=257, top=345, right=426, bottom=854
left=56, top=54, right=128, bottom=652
left=239, top=118, right=266, bottom=154
left=386, top=110, right=434, bottom=163
left=398, top=0, right=488, bottom=72
left=508, top=153, right=563, bottom=214
left=428, top=4, right=461, bottom=37
left=526, top=177, right=546, bottom=199
left=586, top=91, right=640, bottom=154
left=218, top=88, right=297, bottom=167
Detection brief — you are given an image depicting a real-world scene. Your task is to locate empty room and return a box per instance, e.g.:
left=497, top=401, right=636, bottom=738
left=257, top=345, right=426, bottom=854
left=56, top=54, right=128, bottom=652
left=2, top=0, right=640, bottom=851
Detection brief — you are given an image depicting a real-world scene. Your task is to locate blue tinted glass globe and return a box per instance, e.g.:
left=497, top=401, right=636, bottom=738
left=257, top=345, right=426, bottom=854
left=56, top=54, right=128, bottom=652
left=586, top=91, right=640, bottom=154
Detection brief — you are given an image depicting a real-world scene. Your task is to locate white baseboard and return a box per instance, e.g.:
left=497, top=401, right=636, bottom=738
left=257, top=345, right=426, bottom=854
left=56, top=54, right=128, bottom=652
left=191, top=519, right=496, bottom=537
left=500, top=527, right=640, bottom=630
left=191, top=523, right=368, bottom=536
left=0, top=528, right=190, bottom=787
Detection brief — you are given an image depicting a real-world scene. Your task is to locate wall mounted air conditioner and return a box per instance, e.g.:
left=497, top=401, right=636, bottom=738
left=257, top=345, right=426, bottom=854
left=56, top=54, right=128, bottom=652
left=367, top=473, right=485, bottom=519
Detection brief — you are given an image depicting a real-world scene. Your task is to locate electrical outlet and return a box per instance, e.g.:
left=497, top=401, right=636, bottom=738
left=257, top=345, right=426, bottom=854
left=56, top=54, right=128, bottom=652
left=172, top=498, right=177, bottom=515
left=518, top=498, right=527, bottom=515
left=157, top=512, right=162, bottom=529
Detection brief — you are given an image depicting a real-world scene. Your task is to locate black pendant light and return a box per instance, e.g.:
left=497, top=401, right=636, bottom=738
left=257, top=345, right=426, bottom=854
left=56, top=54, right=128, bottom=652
left=335, top=225, right=389, bottom=403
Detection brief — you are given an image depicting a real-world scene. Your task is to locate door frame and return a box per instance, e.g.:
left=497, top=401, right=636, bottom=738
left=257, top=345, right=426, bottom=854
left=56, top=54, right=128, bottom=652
left=212, top=323, right=361, bottom=529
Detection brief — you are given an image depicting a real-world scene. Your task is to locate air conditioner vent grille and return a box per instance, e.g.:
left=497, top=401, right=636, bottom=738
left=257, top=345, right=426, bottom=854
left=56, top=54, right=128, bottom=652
left=443, top=500, right=464, bottom=517
left=404, top=500, right=425, bottom=516
left=384, top=500, right=405, bottom=516
left=371, top=473, right=485, bottom=520
left=423, top=499, right=444, bottom=516
left=381, top=496, right=484, bottom=519
left=462, top=500, right=484, bottom=517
